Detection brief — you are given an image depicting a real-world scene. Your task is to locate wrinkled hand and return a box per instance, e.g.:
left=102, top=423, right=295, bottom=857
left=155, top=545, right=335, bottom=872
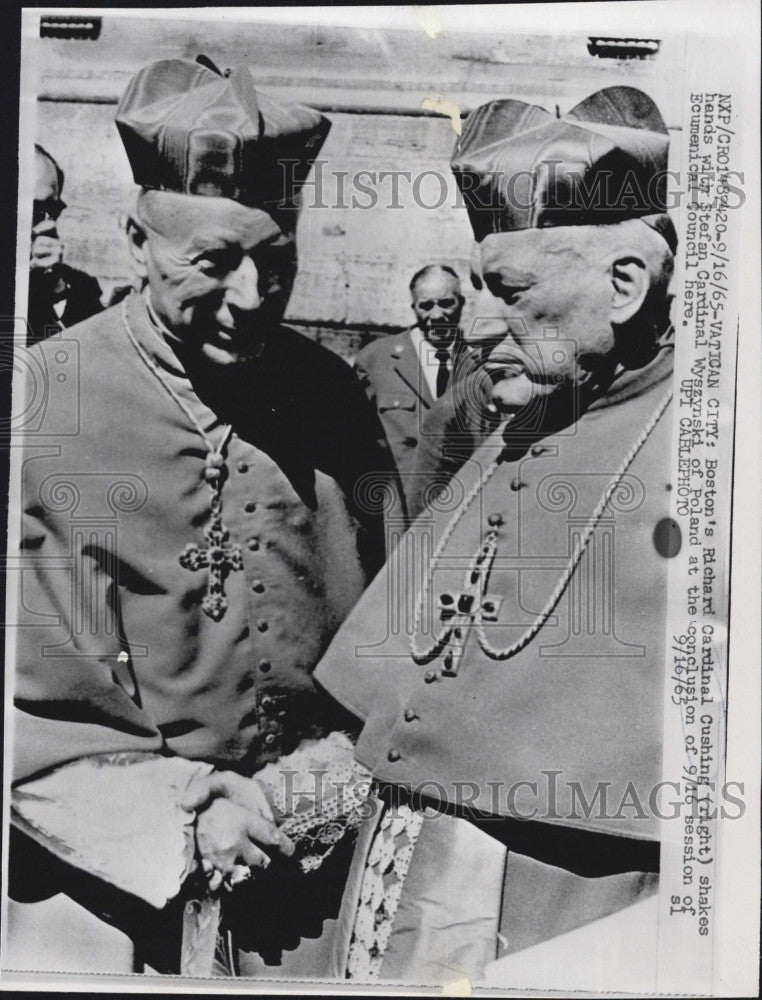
left=30, top=221, right=64, bottom=273
left=182, top=771, right=295, bottom=880
left=194, top=798, right=276, bottom=877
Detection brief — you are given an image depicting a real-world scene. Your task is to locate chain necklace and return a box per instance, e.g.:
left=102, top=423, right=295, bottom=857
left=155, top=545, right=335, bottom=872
left=409, top=386, right=673, bottom=667
left=121, top=298, right=243, bottom=621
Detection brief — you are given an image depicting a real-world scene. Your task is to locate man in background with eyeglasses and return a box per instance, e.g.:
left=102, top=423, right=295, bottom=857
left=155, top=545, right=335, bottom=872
left=27, top=144, right=103, bottom=345
left=354, top=264, right=466, bottom=500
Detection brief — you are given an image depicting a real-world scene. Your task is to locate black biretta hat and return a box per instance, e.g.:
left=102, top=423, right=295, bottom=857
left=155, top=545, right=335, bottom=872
left=115, top=56, right=331, bottom=214
left=451, top=86, right=676, bottom=251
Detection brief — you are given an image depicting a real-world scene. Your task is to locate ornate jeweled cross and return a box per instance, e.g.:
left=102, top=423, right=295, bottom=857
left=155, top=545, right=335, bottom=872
left=179, top=455, right=243, bottom=621
left=180, top=507, right=243, bottom=621
left=432, top=524, right=503, bottom=677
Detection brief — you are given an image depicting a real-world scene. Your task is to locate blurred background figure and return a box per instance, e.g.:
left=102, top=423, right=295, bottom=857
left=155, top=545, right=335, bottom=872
left=354, top=264, right=466, bottom=483
left=27, top=144, right=103, bottom=345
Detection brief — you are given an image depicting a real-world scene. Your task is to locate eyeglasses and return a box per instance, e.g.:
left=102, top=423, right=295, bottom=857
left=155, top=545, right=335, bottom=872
left=33, top=197, right=67, bottom=227
left=415, top=297, right=459, bottom=312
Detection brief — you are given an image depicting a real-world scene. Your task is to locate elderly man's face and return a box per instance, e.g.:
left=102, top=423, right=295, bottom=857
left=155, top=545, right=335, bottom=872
left=136, top=193, right=297, bottom=366
left=466, top=228, right=616, bottom=414
left=411, top=270, right=464, bottom=347
left=31, top=152, right=66, bottom=275
left=33, top=153, right=64, bottom=224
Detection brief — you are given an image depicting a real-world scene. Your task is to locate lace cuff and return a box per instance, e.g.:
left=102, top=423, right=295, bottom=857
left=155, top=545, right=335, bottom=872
left=254, top=730, right=373, bottom=873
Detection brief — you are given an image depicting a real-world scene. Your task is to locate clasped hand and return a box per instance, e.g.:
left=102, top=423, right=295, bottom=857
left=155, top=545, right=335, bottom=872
left=182, top=771, right=295, bottom=889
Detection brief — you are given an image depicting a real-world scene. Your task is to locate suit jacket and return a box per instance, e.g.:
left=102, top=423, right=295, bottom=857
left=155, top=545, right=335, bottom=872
left=315, top=348, right=676, bottom=845
left=355, top=329, right=468, bottom=512
left=26, top=263, right=104, bottom=346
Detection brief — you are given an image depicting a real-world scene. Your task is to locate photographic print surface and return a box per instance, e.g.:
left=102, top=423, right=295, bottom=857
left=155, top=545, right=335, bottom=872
left=2, top=4, right=759, bottom=995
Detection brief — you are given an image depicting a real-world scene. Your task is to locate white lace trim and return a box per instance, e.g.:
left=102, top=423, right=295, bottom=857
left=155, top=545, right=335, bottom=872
left=346, top=804, right=424, bottom=980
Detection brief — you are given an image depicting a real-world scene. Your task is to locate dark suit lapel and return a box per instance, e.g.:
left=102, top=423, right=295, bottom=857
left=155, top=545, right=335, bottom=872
left=391, top=329, right=433, bottom=409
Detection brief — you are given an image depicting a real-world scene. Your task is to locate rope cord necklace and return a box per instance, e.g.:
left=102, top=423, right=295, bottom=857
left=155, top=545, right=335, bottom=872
left=409, top=385, right=673, bottom=666
left=121, top=298, right=242, bottom=621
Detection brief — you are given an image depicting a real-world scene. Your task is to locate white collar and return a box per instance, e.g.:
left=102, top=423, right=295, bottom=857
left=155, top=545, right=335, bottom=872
left=408, top=327, right=456, bottom=398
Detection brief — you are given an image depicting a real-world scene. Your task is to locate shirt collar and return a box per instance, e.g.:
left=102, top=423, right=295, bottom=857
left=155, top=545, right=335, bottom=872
left=409, top=325, right=455, bottom=359
left=589, top=332, right=674, bottom=411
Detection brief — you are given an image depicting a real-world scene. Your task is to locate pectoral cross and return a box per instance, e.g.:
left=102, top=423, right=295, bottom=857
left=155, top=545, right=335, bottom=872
left=434, top=530, right=503, bottom=677
left=179, top=504, right=243, bottom=622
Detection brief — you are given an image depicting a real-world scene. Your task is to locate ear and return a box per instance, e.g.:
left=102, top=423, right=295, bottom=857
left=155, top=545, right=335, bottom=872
left=609, top=253, right=649, bottom=326
left=124, top=214, right=149, bottom=279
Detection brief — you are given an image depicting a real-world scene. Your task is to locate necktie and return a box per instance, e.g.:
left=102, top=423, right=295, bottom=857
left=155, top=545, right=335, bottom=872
left=434, top=347, right=450, bottom=397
